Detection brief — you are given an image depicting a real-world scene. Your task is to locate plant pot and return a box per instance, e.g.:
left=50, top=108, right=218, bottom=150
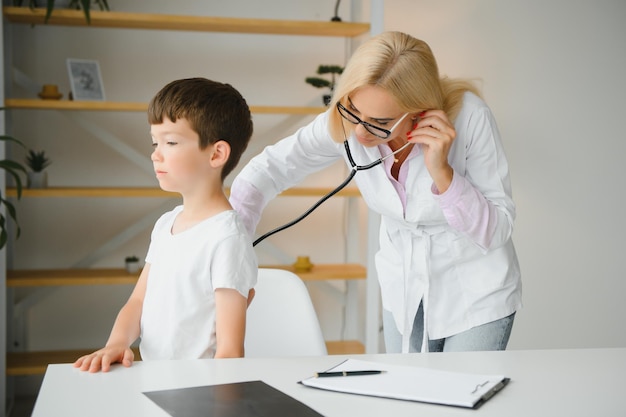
left=323, top=94, right=332, bottom=106
left=27, top=171, right=48, bottom=189
left=125, top=261, right=141, bottom=274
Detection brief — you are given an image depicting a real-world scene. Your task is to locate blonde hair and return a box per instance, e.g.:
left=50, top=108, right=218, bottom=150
left=328, top=31, right=480, bottom=142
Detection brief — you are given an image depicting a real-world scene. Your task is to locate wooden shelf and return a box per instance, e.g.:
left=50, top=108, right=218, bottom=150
left=261, top=263, right=365, bottom=281
left=2, top=7, right=370, bottom=37
left=6, top=186, right=360, bottom=198
left=273, top=187, right=360, bottom=198
left=4, top=98, right=325, bottom=115
left=5, top=341, right=363, bottom=375
left=7, top=264, right=365, bottom=287
left=6, top=187, right=178, bottom=198
left=5, top=98, right=147, bottom=112
left=7, top=268, right=140, bottom=287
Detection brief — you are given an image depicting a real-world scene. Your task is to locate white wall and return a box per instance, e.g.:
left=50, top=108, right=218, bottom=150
left=386, top=0, right=626, bottom=349
left=6, top=0, right=626, bottom=377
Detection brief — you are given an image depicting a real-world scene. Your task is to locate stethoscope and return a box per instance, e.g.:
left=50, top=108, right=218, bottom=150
left=252, top=139, right=412, bottom=246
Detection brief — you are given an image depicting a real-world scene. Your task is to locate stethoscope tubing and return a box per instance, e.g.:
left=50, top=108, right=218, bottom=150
left=252, top=140, right=411, bottom=247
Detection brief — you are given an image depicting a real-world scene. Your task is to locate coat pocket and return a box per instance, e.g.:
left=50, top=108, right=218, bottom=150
left=450, top=236, right=508, bottom=292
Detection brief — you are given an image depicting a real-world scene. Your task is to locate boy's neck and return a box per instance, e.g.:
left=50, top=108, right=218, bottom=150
left=173, top=187, right=231, bottom=234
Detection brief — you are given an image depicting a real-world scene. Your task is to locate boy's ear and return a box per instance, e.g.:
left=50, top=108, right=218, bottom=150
left=209, top=140, right=231, bottom=167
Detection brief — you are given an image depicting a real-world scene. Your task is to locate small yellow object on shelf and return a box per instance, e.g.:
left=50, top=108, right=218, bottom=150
left=293, top=256, right=313, bottom=272
left=38, top=84, right=63, bottom=100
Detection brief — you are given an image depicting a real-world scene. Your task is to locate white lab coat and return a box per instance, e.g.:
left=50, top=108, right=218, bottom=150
left=231, top=92, right=522, bottom=353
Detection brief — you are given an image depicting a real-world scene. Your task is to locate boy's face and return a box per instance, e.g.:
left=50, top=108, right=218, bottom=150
left=150, top=117, right=212, bottom=193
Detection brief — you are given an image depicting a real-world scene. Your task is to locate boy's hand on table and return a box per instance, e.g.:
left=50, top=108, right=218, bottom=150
left=73, top=345, right=135, bottom=373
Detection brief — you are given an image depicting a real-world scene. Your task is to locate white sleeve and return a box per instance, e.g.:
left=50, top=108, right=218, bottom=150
left=435, top=96, right=516, bottom=251
left=229, top=177, right=266, bottom=237
left=230, top=110, right=343, bottom=235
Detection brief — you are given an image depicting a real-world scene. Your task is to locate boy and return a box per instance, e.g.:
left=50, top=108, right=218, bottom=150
left=74, top=78, right=257, bottom=372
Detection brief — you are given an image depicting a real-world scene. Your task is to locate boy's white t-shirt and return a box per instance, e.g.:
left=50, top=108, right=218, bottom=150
left=139, top=206, right=257, bottom=360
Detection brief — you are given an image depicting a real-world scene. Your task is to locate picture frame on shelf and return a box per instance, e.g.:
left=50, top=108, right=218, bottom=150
left=66, top=58, right=106, bottom=101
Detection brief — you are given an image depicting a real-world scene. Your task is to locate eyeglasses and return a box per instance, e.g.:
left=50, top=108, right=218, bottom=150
left=336, top=102, right=409, bottom=140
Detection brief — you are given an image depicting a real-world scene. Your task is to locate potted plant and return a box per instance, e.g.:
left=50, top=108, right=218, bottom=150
left=13, top=0, right=110, bottom=25
left=125, top=255, right=141, bottom=273
left=305, top=65, right=344, bottom=106
left=25, top=149, right=51, bottom=189
left=0, top=134, right=27, bottom=250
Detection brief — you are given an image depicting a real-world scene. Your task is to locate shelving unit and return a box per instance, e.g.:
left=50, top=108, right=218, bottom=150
left=2, top=5, right=375, bottom=381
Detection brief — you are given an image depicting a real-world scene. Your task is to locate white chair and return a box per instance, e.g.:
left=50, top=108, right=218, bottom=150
left=245, top=268, right=328, bottom=357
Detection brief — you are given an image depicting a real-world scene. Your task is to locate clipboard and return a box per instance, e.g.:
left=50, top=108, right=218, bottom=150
left=300, top=359, right=509, bottom=409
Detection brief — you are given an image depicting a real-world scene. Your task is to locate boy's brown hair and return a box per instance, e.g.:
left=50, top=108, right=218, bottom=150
left=148, top=78, right=253, bottom=180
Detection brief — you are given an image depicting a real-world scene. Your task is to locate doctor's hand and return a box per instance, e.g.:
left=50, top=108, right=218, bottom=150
left=73, top=344, right=134, bottom=373
left=407, top=109, right=456, bottom=193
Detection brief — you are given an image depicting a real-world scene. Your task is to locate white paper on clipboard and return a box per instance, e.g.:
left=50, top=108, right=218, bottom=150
left=300, top=358, right=509, bottom=409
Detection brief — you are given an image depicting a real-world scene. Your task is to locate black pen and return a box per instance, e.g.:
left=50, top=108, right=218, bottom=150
left=314, top=370, right=384, bottom=378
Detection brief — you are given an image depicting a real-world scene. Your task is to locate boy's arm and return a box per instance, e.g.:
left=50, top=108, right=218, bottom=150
left=74, top=263, right=150, bottom=372
left=214, top=288, right=248, bottom=358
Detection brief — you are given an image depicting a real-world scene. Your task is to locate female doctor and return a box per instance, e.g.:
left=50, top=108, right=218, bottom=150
left=230, top=31, right=522, bottom=353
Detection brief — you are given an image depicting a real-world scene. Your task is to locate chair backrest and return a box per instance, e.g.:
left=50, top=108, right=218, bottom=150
left=245, top=268, right=328, bottom=357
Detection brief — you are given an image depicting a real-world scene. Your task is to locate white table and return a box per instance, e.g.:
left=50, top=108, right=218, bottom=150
left=32, top=348, right=626, bottom=417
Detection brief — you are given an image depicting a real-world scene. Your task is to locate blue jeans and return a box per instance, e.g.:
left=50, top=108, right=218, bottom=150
left=382, top=303, right=515, bottom=353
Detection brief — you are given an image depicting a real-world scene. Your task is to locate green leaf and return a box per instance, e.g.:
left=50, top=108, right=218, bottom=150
left=1, top=197, right=21, bottom=240
left=80, top=0, right=91, bottom=24
left=0, top=100, right=27, bottom=249
left=44, top=0, right=55, bottom=23
left=317, top=65, right=344, bottom=75
left=0, top=134, right=26, bottom=148
left=26, top=149, right=51, bottom=172
left=0, top=214, right=7, bottom=250
left=305, top=77, right=331, bottom=89
left=0, top=159, right=28, bottom=173
left=0, top=160, right=26, bottom=199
